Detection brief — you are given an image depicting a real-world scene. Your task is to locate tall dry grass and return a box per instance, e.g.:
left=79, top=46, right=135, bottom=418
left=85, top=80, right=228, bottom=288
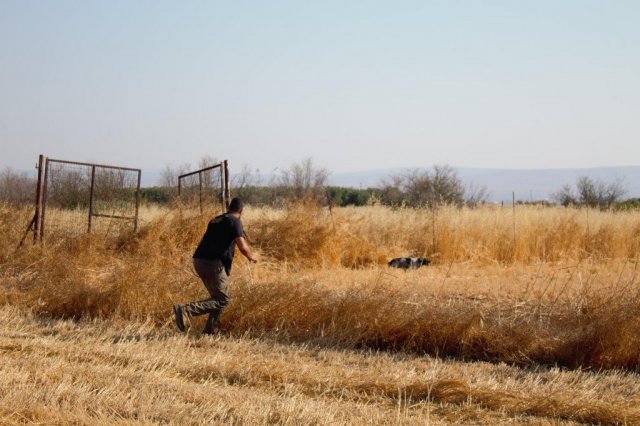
left=327, top=203, right=640, bottom=264
left=1, top=201, right=640, bottom=371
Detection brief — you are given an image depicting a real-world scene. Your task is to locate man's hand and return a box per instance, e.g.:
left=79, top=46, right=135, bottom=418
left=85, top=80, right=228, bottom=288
left=236, top=236, right=259, bottom=263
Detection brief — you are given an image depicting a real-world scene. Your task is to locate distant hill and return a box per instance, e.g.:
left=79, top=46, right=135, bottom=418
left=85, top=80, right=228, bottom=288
left=327, top=166, right=640, bottom=203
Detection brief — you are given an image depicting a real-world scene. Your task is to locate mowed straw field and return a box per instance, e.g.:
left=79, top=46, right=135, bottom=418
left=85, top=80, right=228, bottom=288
left=1, top=202, right=640, bottom=424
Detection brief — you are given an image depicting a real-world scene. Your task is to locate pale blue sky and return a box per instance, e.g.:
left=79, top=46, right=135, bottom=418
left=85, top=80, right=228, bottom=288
left=1, top=1, right=639, bottom=174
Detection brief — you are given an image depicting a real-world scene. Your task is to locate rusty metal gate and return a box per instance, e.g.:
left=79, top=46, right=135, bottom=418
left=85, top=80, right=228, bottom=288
left=178, top=160, right=230, bottom=215
left=32, top=155, right=141, bottom=240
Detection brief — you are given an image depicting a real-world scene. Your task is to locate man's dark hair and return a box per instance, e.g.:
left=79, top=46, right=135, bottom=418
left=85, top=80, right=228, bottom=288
left=228, top=197, right=245, bottom=213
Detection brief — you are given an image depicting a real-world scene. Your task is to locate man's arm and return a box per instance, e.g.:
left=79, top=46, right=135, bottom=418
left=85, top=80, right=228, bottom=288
left=235, top=236, right=259, bottom=263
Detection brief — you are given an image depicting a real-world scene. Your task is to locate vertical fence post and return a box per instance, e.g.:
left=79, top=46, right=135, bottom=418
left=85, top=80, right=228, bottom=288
left=134, top=170, right=141, bottom=232
left=88, top=165, right=96, bottom=233
left=33, top=154, right=46, bottom=242
left=39, top=158, right=50, bottom=240
left=198, top=172, right=203, bottom=215
left=219, top=164, right=224, bottom=211
left=223, top=160, right=230, bottom=210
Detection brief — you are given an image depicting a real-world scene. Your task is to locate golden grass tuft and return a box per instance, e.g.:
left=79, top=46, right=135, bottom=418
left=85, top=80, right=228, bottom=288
left=249, top=201, right=388, bottom=267
left=2, top=201, right=640, bottom=372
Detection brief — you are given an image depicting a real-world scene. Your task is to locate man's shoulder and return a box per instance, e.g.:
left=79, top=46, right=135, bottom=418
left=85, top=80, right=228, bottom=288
left=229, top=215, right=243, bottom=229
left=213, top=213, right=242, bottom=229
left=210, top=213, right=226, bottom=224
left=225, top=214, right=244, bottom=235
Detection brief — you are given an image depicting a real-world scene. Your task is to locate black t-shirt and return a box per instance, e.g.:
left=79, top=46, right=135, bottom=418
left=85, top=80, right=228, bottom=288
left=193, top=213, right=244, bottom=275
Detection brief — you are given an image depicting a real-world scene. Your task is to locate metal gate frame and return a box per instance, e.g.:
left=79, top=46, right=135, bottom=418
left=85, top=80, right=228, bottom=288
left=178, top=160, right=231, bottom=214
left=32, top=154, right=142, bottom=241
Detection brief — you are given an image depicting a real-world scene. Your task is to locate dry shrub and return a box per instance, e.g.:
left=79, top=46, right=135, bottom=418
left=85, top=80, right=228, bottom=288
left=250, top=201, right=387, bottom=268
left=224, top=270, right=640, bottom=370
left=250, top=202, right=340, bottom=267
left=2, top=202, right=640, bottom=371
left=0, top=202, right=33, bottom=259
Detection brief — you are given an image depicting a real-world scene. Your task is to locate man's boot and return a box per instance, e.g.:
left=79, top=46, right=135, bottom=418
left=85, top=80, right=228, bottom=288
left=173, top=304, right=186, bottom=332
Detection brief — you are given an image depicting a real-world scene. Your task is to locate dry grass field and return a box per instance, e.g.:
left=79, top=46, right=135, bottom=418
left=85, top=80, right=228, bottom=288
left=2, top=201, right=640, bottom=424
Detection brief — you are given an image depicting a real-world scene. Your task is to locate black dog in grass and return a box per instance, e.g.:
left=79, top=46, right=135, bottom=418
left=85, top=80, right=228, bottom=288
left=388, top=257, right=431, bottom=270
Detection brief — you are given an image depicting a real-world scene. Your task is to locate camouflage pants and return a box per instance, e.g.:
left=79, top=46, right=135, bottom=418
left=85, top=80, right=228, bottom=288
left=184, top=258, right=230, bottom=332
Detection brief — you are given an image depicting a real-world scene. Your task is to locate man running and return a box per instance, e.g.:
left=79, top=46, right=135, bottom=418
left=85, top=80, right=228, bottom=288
left=173, top=197, right=258, bottom=334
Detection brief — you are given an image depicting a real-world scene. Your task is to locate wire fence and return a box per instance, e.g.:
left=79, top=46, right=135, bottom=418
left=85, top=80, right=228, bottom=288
left=178, top=161, right=230, bottom=217
left=36, top=157, right=141, bottom=239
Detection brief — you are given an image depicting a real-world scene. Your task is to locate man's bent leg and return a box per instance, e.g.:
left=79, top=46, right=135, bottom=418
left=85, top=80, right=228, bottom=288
left=202, top=282, right=229, bottom=333
left=187, top=258, right=230, bottom=333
